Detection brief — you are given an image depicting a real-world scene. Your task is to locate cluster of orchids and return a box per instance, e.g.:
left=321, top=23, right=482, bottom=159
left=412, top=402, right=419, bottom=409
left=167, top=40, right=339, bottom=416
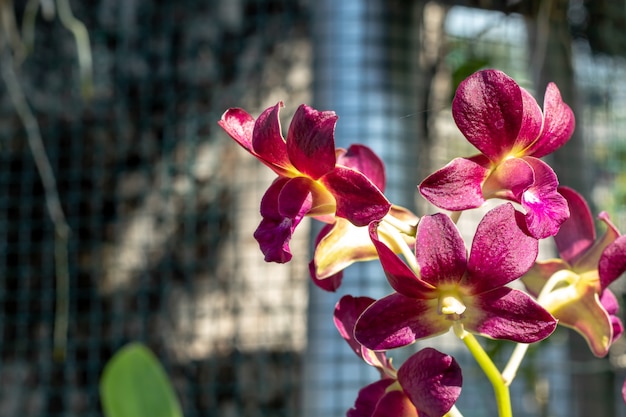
left=218, top=69, right=626, bottom=417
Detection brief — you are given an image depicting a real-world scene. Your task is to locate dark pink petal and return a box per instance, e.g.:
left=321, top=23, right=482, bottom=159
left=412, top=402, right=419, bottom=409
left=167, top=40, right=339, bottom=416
left=598, top=235, right=626, bottom=290
left=526, top=83, right=575, bottom=158
left=452, top=69, right=541, bottom=161
left=348, top=379, right=396, bottom=417
left=251, top=102, right=293, bottom=173
left=277, top=177, right=315, bottom=218
left=468, top=287, right=557, bottom=343
left=218, top=107, right=255, bottom=151
left=369, top=223, right=435, bottom=298
left=254, top=178, right=308, bottom=263
left=286, top=104, right=337, bottom=179
left=418, top=156, right=489, bottom=211
left=371, top=390, right=419, bottom=417
left=467, top=204, right=538, bottom=293
left=600, top=290, right=624, bottom=342
left=554, top=187, right=596, bottom=264
left=513, top=87, right=545, bottom=153
left=354, top=293, right=448, bottom=350
left=397, top=348, right=462, bottom=417
left=520, top=157, right=570, bottom=239
left=416, top=213, right=467, bottom=287
left=322, top=167, right=391, bottom=226
left=337, top=144, right=386, bottom=191
left=334, top=295, right=391, bottom=373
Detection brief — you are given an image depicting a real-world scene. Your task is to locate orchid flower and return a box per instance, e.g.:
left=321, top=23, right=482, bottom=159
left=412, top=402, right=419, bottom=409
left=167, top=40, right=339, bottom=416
left=354, top=203, right=557, bottom=351
left=521, top=187, right=626, bottom=357
left=335, top=295, right=462, bottom=417
left=219, top=102, right=390, bottom=263
left=419, top=69, right=575, bottom=239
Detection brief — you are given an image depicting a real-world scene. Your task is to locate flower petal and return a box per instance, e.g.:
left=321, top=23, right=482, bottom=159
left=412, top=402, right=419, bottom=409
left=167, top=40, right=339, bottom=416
left=355, top=293, right=448, bottom=351
left=278, top=176, right=335, bottom=218
left=519, top=157, right=570, bottom=239
left=286, top=104, right=337, bottom=179
left=482, top=157, right=534, bottom=201
left=419, top=156, right=489, bottom=211
left=254, top=178, right=307, bottom=263
left=397, top=348, right=462, bottom=417
left=526, top=82, right=575, bottom=158
left=574, top=211, right=621, bottom=274
left=598, top=235, right=626, bottom=290
left=554, top=187, right=596, bottom=264
left=337, top=144, right=386, bottom=191
left=452, top=69, right=540, bottom=161
left=251, top=102, right=293, bottom=173
left=369, top=222, right=434, bottom=298
left=348, top=379, right=396, bottom=417
left=218, top=107, right=255, bottom=151
left=467, top=287, right=557, bottom=343
left=541, top=282, right=613, bottom=356
left=416, top=213, right=467, bottom=287
left=600, top=289, right=624, bottom=342
left=322, top=167, right=391, bottom=226
left=520, top=259, right=569, bottom=298
left=371, top=389, right=419, bottom=417
left=467, top=204, right=538, bottom=293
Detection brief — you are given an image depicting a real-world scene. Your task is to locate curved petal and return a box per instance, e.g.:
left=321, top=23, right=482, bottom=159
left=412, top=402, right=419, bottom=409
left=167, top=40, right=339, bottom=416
left=520, top=259, right=569, bottom=298
left=467, top=204, right=538, bottom=293
left=513, top=86, right=545, bottom=153
left=278, top=176, right=335, bottom=218
left=369, top=223, right=434, bottom=298
left=466, top=287, right=557, bottom=343
left=322, top=167, right=390, bottom=226
left=419, top=156, right=489, bottom=211
left=254, top=178, right=304, bottom=263
left=348, top=379, right=396, bottom=417
left=337, top=144, right=386, bottom=191
left=574, top=211, right=621, bottom=274
left=452, top=69, right=541, bottom=161
left=251, top=102, right=293, bottom=173
left=598, top=235, right=626, bottom=290
left=600, top=289, right=624, bottom=342
left=371, top=389, right=419, bottom=417
left=309, top=260, right=343, bottom=292
left=286, top=104, right=337, bottom=179
left=218, top=107, right=255, bottom=150
left=541, top=282, right=613, bottom=357
left=416, top=213, right=467, bottom=287
left=397, top=348, right=462, bottom=417
left=526, top=82, right=575, bottom=158
left=354, top=293, right=448, bottom=351
left=520, top=157, right=570, bottom=239
left=554, top=186, right=596, bottom=264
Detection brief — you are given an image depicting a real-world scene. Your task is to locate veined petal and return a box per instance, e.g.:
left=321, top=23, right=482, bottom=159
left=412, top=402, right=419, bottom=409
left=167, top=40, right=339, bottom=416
left=334, top=295, right=392, bottom=374
left=251, top=102, right=293, bottom=173
left=467, top=287, right=557, bottom=343
left=322, top=167, right=391, bottom=226
left=554, top=187, right=596, bottom=264
left=286, top=104, right=337, bottom=179
left=467, top=204, right=538, bottom=293
left=337, top=144, right=386, bottom=191
left=416, top=213, right=467, bottom=287
left=452, top=69, right=540, bottom=161
left=541, top=282, right=613, bottom=357
left=598, top=235, right=626, bottom=290
left=355, top=293, right=449, bottom=351
left=419, top=156, right=489, bottom=211
left=397, top=348, right=462, bottom=417
left=369, top=222, right=434, bottom=298
left=520, top=157, right=570, bottom=239
left=526, top=82, right=575, bottom=158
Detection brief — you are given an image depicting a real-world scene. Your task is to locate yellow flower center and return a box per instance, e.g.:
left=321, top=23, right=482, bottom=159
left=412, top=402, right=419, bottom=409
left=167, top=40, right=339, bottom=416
left=438, top=288, right=466, bottom=320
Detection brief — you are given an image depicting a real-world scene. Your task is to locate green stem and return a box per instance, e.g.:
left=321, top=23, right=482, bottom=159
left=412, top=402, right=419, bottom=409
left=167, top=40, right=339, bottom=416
left=455, top=324, right=512, bottom=417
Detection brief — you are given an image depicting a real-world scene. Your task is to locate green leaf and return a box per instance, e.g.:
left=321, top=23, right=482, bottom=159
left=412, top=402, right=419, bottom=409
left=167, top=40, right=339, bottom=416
left=100, top=343, right=183, bottom=417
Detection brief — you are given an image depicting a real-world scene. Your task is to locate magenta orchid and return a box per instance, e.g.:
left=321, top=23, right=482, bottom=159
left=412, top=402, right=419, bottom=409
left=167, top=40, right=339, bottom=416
left=521, top=186, right=626, bottom=357
left=419, top=69, right=575, bottom=239
left=335, top=295, right=462, bottom=417
left=221, top=68, right=626, bottom=417
left=355, top=203, right=557, bottom=351
left=219, top=102, right=391, bottom=263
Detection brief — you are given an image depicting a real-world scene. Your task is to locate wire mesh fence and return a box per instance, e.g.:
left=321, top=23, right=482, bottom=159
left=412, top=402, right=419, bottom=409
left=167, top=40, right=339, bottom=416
left=1, top=1, right=626, bottom=417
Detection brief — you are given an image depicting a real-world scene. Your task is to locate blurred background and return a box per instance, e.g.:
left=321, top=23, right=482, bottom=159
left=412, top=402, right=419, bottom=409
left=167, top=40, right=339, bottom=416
left=2, top=0, right=626, bottom=416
